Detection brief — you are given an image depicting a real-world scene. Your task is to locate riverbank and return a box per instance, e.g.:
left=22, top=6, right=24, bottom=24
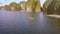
left=46, top=15, right=60, bottom=18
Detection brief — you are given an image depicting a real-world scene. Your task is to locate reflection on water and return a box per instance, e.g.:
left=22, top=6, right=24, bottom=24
left=0, top=10, right=60, bottom=34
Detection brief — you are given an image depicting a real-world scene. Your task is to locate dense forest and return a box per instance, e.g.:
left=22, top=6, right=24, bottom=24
left=43, top=0, right=60, bottom=14
left=0, top=0, right=41, bottom=12
left=0, top=0, right=60, bottom=14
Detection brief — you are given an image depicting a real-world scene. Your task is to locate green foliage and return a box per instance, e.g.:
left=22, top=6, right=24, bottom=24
left=44, top=0, right=60, bottom=14
left=4, top=5, right=11, bottom=10
left=55, top=0, right=60, bottom=14
left=10, top=2, right=21, bottom=11
left=19, top=1, right=26, bottom=10
left=14, top=4, right=21, bottom=10
left=46, top=0, right=56, bottom=14
left=0, top=7, right=1, bottom=9
left=4, top=2, right=21, bottom=11
left=31, top=0, right=36, bottom=11
left=35, top=0, right=41, bottom=12
left=28, top=0, right=41, bottom=12
left=0, top=6, right=4, bottom=10
left=43, top=0, right=52, bottom=8
left=28, top=0, right=36, bottom=11
left=1, top=0, right=41, bottom=12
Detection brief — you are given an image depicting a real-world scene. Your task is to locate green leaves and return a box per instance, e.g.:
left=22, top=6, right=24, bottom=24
left=27, top=0, right=41, bottom=12
left=44, top=0, right=60, bottom=14
left=0, top=0, right=41, bottom=12
left=4, top=2, right=21, bottom=11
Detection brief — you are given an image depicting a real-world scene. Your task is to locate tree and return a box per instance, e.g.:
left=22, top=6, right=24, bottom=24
left=10, top=2, right=21, bottom=11
left=46, top=0, right=56, bottom=14
left=4, top=2, right=21, bottom=11
left=54, top=0, right=60, bottom=14
left=43, top=0, right=53, bottom=13
left=43, top=0, right=60, bottom=14
left=35, top=0, right=41, bottom=12
left=0, top=6, right=1, bottom=9
left=19, top=1, right=26, bottom=10
left=4, top=5, right=11, bottom=11
left=28, top=0, right=36, bottom=11
left=27, top=0, right=41, bottom=12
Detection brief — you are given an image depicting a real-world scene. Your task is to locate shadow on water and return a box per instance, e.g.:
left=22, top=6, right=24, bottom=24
left=47, top=17, right=60, bottom=34
left=0, top=10, right=60, bottom=34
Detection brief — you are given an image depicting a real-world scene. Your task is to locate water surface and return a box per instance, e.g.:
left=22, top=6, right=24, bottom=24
left=0, top=10, right=60, bottom=34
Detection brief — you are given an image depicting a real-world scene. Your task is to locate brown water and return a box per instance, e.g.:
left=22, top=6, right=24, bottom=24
left=0, top=10, right=60, bottom=34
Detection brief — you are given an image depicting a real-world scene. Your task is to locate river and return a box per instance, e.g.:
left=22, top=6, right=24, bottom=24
left=0, top=10, right=60, bottom=34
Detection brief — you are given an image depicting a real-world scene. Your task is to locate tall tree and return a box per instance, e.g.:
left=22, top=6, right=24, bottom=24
left=46, top=0, right=56, bottom=14
left=19, top=1, right=26, bottom=10
left=35, top=0, right=41, bottom=12
left=27, top=0, right=41, bottom=12
left=4, top=2, right=21, bottom=11
left=43, top=0, right=52, bottom=11
left=43, top=0, right=60, bottom=14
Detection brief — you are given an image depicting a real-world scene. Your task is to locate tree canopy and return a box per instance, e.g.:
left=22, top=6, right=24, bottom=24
left=0, top=0, right=41, bottom=12
left=27, top=0, right=41, bottom=12
left=43, top=0, right=60, bottom=14
left=4, top=2, right=21, bottom=11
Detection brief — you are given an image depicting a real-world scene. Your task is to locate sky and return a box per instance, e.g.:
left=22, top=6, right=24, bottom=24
left=0, top=0, right=46, bottom=6
left=40, top=0, right=46, bottom=6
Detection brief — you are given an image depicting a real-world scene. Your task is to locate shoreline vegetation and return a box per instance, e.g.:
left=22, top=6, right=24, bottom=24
left=43, top=0, right=60, bottom=15
left=44, top=0, right=60, bottom=18
left=0, top=0, right=60, bottom=15
left=0, top=0, right=41, bottom=12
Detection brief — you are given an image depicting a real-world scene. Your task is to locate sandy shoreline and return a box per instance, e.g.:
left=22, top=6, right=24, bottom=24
left=46, top=15, right=60, bottom=18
